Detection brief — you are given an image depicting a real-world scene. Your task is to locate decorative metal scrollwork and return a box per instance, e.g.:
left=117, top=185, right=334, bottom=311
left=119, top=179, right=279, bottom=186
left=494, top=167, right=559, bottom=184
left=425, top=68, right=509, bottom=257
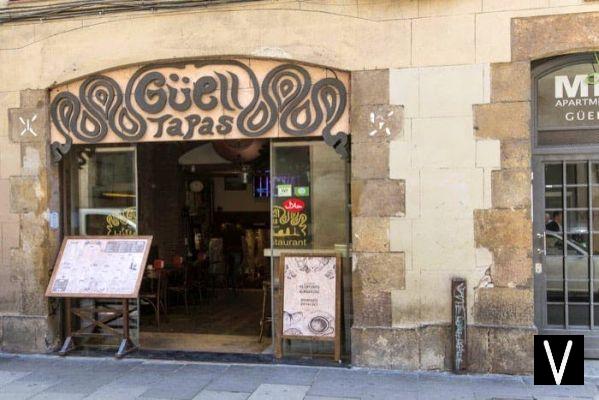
left=50, top=60, right=350, bottom=161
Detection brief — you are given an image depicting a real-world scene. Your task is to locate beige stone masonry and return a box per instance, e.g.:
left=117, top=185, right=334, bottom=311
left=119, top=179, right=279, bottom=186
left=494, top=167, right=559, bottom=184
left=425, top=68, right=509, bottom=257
left=4, top=0, right=599, bottom=373
left=351, top=180, right=405, bottom=218
left=350, top=68, right=409, bottom=368
left=490, top=169, right=531, bottom=209
left=474, top=102, right=530, bottom=140
left=473, top=287, right=534, bottom=326
left=0, top=89, right=60, bottom=352
left=512, top=11, right=599, bottom=61
left=490, top=62, right=531, bottom=102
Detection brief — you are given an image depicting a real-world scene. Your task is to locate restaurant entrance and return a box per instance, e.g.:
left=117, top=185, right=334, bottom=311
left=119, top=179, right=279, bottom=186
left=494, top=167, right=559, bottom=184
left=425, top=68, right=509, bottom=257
left=61, top=137, right=350, bottom=357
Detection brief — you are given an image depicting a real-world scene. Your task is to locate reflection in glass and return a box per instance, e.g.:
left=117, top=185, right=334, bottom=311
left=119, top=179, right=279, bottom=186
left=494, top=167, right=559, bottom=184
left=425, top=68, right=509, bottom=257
left=566, top=257, right=589, bottom=281
left=566, top=211, right=588, bottom=233
left=545, top=188, right=562, bottom=209
left=567, top=163, right=588, bottom=185
left=568, top=304, right=590, bottom=326
left=545, top=257, right=563, bottom=280
left=594, top=281, right=599, bottom=302
left=547, top=304, right=565, bottom=326
left=545, top=212, right=563, bottom=233
left=593, top=234, right=599, bottom=256
left=568, top=280, right=589, bottom=302
left=567, top=187, right=588, bottom=208
left=546, top=281, right=564, bottom=302
left=67, top=146, right=137, bottom=236
left=592, top=211, right=599, bottom=233
left=545, top=232, right=564, bottom=256
left=545, top=164, right=563, bottom=186
left=592, top=187, right=599, bottom=207
left=566, top=234, right=588, bottom=255
left=593, top=257, right=599, bottom=276
left=592, top=163, right=599, bottom=184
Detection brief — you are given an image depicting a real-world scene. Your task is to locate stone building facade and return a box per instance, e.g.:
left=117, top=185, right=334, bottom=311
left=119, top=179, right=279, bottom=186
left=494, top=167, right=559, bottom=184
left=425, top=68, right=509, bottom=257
left=3, top=0, right=599, bottom=374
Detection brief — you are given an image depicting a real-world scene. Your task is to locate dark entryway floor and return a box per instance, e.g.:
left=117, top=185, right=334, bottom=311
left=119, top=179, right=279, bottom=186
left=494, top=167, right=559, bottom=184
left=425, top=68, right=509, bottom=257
left=139, top=289, right=270, bottom=354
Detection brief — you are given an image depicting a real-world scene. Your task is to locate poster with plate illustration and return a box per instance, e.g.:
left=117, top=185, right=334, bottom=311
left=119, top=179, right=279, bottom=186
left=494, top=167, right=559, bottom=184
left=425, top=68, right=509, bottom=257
left=46, top=236, right=152, bottom=298
left=280, top=255, right=341, bottom=342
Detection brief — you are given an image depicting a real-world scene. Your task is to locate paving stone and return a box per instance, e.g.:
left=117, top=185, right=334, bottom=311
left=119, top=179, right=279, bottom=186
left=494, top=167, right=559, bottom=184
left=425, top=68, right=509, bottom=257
left=309, top=368, right=418, bottom=399
left=140, top=364, right=228, bottom=399
left=28, top=392, right=87, bottom=400
left=205, top=365, right=318, bottom=393
left=418, top=390, right=475, bottom=400
left=0, top=380, right=55, bottom=399
left=0, top=393, right=35, bottom=400
left=0, top=370, right=29, bottom=386
left=0, top=355, right=597, bottom=400
left=584, top=360, right=599, bottom=378
left=0, top=355, right=57, bottom=371
left=84, top=383, right=149, bottom=400
left=247, top=383, right=309, bottom=400
left=192, top=391, right=250, bottom=400
left=528, top=382, right=597, bottom=399
left=111, top=362, right=183, bottom=386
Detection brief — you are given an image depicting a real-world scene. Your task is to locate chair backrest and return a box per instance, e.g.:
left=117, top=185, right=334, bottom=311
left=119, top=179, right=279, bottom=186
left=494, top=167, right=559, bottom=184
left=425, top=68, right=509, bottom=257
left=197, top=251, right=207, bottom=262
left=172, top=255, right=184, bottom=269
left=153, top=259, right=165, bottom=270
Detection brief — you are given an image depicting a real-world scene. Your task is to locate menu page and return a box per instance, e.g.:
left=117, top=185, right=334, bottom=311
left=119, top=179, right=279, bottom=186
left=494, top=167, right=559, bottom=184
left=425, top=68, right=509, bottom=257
left=282, top=256, right=336, bottom=338
left=46, top=237, right=151, bottom=298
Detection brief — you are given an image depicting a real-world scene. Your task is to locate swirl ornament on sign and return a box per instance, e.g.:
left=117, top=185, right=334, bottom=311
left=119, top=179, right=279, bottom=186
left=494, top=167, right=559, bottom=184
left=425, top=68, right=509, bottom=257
left=50, top=60, right=350, bottom=161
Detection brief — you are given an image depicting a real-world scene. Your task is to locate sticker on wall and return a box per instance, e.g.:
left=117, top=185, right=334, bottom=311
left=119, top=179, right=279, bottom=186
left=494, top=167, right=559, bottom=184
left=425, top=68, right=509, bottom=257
left=294, top=186, right=310, bottom=197
left=283, top=198, right=305, bottom=213
left=49, top=211, right=60, bottom=230
left=277, top=184, right=292, bottom=197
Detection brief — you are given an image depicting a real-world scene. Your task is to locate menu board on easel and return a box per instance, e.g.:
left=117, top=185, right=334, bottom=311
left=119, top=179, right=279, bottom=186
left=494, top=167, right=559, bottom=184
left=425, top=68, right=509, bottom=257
left=276, top=254, right=342, bottom=362
left=46, top=236, right=152, bottom=298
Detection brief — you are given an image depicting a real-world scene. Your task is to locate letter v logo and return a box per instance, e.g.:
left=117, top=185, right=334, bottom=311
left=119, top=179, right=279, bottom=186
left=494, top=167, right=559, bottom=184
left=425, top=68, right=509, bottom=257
left=543, top=340, right=573, bottom=385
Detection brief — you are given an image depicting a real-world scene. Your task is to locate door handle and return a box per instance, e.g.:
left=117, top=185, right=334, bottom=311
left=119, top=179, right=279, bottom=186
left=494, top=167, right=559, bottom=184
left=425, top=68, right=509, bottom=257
left=536, top=232, right=546, bottom=256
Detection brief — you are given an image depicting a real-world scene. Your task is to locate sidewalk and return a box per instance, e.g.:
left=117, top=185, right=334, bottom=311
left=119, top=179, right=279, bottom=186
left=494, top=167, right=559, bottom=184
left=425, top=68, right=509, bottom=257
left=0, top=354, right=598, bottom=400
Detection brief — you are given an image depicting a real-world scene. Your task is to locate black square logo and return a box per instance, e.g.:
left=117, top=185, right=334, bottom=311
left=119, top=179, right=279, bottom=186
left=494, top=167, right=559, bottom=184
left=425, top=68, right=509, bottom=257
left=534, top=335, right=584, bottom=385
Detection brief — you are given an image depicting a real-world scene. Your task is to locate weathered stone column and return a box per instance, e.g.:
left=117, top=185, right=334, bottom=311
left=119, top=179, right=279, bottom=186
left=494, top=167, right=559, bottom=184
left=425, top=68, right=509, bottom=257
left=1, top=90, right=60, bottom=352
left=349, top=70, right=412, bottom=369
left=471, top=62, right=535, bottom=374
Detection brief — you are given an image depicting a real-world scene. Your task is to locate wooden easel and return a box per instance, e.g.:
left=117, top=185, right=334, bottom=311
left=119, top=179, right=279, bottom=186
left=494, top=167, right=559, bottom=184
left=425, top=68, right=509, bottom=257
left=46, top=236, right=153, bottom=359
left=275, top=254, right=343, bottom=363
left=59, top=298, right=136, bottom=358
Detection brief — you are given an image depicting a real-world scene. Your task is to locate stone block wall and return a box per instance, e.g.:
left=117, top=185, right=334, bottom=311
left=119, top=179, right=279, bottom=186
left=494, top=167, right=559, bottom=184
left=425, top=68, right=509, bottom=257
left=0, top=90, right=60, bottom=352
left=350, top=70, right=410, bottom=368
left=3, top=0, right=599, bottom=373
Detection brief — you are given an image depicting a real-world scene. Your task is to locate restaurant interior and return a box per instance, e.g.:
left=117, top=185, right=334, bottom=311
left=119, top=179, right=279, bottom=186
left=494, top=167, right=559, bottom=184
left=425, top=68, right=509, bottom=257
left=135, top=140, right=272, bottom=354
left=65, top=137, right=349, bottom=357
left=66, top=139, right=274, bottom=354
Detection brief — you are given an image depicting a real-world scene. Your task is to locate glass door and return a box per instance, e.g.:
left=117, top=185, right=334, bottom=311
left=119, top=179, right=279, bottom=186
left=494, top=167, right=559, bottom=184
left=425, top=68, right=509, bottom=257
left=63, top=145, right=140, bottom=345
left=534, top=157, right=599, bottom=356
left=269, top=140, right=351, bottom=359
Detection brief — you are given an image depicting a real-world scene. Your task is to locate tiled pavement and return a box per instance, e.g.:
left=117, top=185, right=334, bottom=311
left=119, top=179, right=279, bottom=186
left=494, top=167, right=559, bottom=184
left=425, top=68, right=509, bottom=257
left=0, top=354, right=598, bottom=399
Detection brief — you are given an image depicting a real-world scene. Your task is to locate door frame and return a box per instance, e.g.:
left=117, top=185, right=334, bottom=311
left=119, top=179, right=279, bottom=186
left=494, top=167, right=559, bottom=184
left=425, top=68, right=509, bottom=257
left=533, top=153, right=599, bottom=358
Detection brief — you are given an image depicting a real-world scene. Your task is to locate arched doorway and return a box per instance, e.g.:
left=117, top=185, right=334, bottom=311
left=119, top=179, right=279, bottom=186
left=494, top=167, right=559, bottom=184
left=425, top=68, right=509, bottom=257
left=52, top=58, right=352, bottom=359
left=533, top=52, right=599, bottom=357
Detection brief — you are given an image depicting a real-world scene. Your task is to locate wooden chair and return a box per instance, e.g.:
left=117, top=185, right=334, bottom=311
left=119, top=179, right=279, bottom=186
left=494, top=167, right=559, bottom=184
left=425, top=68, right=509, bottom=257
left=140, top=259, right=167, bottom=327
left=208, top=238, right=226, bottom=298
left=167, top=255, right=190, bottom=314
left=191, top=251, right=207, bottom=303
